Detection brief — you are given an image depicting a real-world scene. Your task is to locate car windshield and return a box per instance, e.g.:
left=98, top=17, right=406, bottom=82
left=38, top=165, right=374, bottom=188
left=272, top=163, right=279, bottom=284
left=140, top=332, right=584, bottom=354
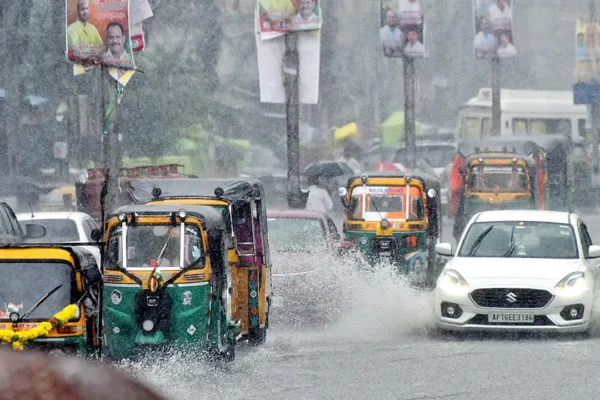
left=106, top=223, right=205, bottom=269
left=20, top=219, right=79, bottom=242
left=348, top=186, right=424, bottom=221
left=267, top=217, right=326, bottom=252
left=458, top=221, right=578, bottom=259
left=0, top=262, right=75, bottom=320
left=468, top=165, right=529, bottom=193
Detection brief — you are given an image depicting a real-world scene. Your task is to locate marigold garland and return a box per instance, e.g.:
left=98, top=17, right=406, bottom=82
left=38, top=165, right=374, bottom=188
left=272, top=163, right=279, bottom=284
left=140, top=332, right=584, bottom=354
left=0, top=304, right=78, bottom=350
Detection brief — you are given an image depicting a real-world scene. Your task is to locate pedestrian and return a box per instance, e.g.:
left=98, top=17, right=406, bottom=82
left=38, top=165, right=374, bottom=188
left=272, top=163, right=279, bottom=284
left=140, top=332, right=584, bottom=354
left=305, top=175, right=333, bottom=214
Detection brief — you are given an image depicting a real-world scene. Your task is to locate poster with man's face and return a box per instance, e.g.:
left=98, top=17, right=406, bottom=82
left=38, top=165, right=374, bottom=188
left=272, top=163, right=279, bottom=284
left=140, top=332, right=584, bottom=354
left=258, top=0, right=322, bottom=33
left=575, top=18, right=600, bottom=83
left=66, top=0, right=136, bottom=70
left=473, top=0, right=516, bottom=59
left=379, top=0, right=427, bottom=59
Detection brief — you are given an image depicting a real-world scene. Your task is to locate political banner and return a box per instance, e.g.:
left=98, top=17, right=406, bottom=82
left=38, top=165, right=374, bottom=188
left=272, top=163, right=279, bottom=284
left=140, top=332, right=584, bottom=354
left=66, top=0, right=136, bottom=70
left=473, top=0, right=516, bottom=59
left=379, top=0, right=427, bottom=58
left=258, top=0, right=322, bottom=34
left=575, top=18, right=600, bottom=83
left=255, top=5, right=321, bottom=104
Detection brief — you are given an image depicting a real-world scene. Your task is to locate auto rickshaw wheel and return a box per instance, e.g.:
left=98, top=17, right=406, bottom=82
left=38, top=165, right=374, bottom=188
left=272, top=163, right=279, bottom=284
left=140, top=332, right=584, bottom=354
left=248, top=327, right=267, bottom=346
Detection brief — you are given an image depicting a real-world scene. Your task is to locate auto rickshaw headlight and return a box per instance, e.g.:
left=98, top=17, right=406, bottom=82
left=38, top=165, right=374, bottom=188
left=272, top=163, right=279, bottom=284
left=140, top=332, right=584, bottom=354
left=404, top=174, right=412, bottom=182
left=360, top=175, right=368, bottom=184
left=177, top=209, right=187, bottom=219
left=427, top=189, right=437, bottom=198
left=142, top=320, right=154, bottom=332
left=512, top=157, right=517, bottom=163
left=381, top=219, right=390, bottom=229
left=118, top=213, right=127, bottom=222
left=9, top=312, right=19, bottom=323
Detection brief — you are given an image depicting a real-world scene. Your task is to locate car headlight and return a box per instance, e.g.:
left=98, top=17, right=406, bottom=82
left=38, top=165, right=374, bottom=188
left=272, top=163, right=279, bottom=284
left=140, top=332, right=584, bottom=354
left=438, top=269, right=469, bottom=294
left=555, top=272, right=587, bottom=296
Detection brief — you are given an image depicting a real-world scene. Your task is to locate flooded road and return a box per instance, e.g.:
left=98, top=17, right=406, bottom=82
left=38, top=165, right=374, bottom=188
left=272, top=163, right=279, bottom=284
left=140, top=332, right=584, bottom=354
left=126, top=213, right=600, bottom=400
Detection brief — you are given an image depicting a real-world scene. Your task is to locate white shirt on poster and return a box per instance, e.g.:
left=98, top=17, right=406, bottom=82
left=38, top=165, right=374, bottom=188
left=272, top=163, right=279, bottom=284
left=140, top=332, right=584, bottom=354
left=102, top=50, right=134, bottom=68
left=305, top=185, right=333, bottom=214
left=497, top=43, right=517, bottom=57
left=294, top=12, right=319, bottom=25
left=397, top=0, right=423, bottom=26
left=488, top=2, right=512, bottom=31
left=404, top=41, right=425, bottom=57
left=380, top=25, right=403, bottom=43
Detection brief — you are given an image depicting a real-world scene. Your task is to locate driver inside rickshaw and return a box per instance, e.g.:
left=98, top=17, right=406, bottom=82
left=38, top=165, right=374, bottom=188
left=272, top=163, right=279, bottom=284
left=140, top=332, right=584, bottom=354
left=127, top=226, right=182, bottom=269
left=469, top=165, right=528, bottom=193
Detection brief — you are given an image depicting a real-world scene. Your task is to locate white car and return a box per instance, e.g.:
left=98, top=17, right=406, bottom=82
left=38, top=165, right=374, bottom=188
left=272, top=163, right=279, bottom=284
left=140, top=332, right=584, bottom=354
left=435, top=210, right=600, bottom=333
left=16, top=212, right=101, bottom=267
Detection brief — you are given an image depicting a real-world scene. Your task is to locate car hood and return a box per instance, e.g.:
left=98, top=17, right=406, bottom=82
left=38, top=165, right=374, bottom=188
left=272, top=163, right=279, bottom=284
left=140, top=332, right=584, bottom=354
left=447, top=257, right=584, bottom=285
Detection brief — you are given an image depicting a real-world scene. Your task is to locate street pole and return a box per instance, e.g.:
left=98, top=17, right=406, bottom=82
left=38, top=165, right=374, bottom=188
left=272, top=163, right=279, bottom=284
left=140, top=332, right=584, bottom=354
left=403, top=57, right=416, bottom=161
left=284, top=32, right=302, bottom=209
left=101, top=65, right=120, bottom=217
left=590, top=0, right=600, bottom=176
left=491, top=56, right=501, bottom=137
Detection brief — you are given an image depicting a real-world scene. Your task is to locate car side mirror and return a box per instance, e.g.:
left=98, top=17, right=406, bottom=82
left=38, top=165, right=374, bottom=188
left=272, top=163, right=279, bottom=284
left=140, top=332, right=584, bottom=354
left=90, top=228, right=102, bottom=242
left=24, top=223, right=46, bottom=239
left=435, top=243, right=454, bottom=257
left=588, top=245, right=600, bottom=259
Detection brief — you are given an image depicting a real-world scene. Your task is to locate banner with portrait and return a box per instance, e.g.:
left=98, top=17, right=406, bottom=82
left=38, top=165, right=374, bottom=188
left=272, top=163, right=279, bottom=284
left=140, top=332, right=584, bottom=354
left=473, top=0, right=516, bottom=59
left=255, top=2, right=321, bottom=104
left=258, top=0, right=322, bottom=34
left=379, top=0, right=427, bottom=58
left=575, top=18, right=600, bottom=83
left=66, top=0, right=136, bottom=70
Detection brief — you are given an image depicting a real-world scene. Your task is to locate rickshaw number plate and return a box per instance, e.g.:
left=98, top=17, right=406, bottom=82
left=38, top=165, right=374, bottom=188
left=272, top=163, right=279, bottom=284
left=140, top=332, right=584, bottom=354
left=271, top=296, right=283, bottom=308
left=488, top=313, right=534, bottom=323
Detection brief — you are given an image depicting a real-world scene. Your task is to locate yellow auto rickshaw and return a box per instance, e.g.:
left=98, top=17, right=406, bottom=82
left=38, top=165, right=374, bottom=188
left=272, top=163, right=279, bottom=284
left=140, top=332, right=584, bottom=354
left=339, top=172, right=442, bottom=286
left=0, top=245, right=101, bottom=355
left=123, top=178, right=271, bottom=345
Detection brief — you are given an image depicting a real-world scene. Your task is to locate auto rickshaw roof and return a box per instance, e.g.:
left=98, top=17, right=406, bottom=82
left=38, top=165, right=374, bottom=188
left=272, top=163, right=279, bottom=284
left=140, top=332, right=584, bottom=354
left=0, top=245, right=98, bottom=271
left=465, top=152, right=534, bottom=166
left=458, top=135, right=576, bottom=156
left=110, top=203, right=226, bottom=232
left=347, top=171, right=440, bottom=191
left=126, top=178, right=265, bottom=205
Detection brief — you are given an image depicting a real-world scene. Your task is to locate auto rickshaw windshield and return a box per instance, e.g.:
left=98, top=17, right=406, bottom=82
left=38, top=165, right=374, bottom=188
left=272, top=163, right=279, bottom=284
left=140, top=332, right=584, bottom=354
left=106, top=223, right=205, bottom=270
left=468, top=165, right=529, bottom=193
left=0, top=261, right=76, bottom=320
left=348, top=185, right=425, bottom=221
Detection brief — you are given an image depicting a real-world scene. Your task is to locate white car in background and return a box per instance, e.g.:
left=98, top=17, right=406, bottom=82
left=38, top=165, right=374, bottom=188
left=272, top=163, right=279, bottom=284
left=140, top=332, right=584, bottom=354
left=435, top=210, right=600, bottom=333
left=16, top=212, right=101, bottom=267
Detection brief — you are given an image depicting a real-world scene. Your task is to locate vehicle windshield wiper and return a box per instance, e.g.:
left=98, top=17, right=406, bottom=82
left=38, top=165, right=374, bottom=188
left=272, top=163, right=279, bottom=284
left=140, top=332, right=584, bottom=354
left=467, top=226, right=494, bottom=256
left=504, top=226, right=516, bottom=257
left=17, top=284, right=63, bottom=322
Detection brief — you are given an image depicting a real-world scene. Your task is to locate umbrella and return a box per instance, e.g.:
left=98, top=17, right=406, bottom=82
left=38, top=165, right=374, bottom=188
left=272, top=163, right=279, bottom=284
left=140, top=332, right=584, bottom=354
left=303, top=161, right=354, bottom=178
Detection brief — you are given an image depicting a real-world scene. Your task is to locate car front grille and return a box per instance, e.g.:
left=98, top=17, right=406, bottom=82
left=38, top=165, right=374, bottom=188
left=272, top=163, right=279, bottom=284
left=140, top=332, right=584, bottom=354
left=467, top=314, right=556, bottom=326
left=470, top=288, right=553, bottom=309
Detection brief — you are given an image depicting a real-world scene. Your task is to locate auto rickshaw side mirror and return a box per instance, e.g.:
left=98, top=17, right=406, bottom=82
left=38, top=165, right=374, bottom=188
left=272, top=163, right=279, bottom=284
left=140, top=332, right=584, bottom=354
left=24, top=224, right=46, bottom=239
left=90, top=228, right=102, bottom=242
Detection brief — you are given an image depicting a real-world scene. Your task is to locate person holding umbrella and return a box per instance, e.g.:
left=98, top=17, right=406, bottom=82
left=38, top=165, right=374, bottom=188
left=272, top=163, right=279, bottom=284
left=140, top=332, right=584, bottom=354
left=305, top=174, right=333, bottom=214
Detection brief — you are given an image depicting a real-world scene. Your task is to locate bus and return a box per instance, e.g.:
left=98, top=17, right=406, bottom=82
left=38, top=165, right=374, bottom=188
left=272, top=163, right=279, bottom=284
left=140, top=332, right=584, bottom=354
left=456, top=88, right=588, bottom=141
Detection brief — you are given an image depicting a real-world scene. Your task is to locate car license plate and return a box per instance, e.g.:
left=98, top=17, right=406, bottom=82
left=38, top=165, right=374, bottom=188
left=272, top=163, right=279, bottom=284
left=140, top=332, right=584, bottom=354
left=487, top=313, right=534, bottom=323
left=271, top=296, right=283, bottom=308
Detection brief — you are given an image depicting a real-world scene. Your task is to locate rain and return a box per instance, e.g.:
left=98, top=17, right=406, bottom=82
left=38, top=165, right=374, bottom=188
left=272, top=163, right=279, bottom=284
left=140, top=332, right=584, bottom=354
left=2, top=0, right=600, bottom=399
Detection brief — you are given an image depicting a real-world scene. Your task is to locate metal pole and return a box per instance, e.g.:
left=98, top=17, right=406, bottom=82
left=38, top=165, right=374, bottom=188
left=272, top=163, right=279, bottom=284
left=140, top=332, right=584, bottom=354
left=403, top=57, right=416, bottom=158
left=491, top=56, right=501, bottom=136
left=591, top=0, right=600, bottom=176
left=284, top=32, right=302, bottom=209
left=101, top=65, right=120, bottom=217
